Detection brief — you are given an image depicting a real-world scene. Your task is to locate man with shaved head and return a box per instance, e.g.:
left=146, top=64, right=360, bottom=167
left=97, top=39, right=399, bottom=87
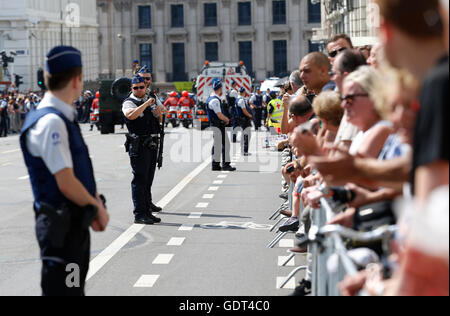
left=299, top=52, right=334, bottom=95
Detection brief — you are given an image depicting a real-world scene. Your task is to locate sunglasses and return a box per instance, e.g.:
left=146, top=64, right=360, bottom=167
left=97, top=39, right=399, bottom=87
left=341, top=94, right=369, bottom=105
left=133, top=86, right=146, bottom=91
left=143, top=77, right=152, bottom=81
left=329, top=47, right=347, bottom=58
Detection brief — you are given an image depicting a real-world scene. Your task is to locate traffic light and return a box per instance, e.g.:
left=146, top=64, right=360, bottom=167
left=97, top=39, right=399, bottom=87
left=14, top=74, right=24, bottom=88
left=37, top=68, right=46, bottom=90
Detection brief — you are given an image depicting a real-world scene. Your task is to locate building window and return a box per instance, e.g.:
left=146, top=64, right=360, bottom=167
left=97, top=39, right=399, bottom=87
left=308, top=40, right=320, bottom=53
left=140, top=44, right=152, bottom=71
left=239, top=41, right=253, bottom=74
left=205, top=42, right=218, bottom=62
left=171, top=4, right=184, bottom=28
left=238, top=2, right=251, bottom=26
left=204, top=3, right=217, bottom=27
left=172, top=43, right=186, bottom=81
left=272, top=0, right=286, bottom=25
left=273, top=40, right=287, bottom=77
left=308, top=0, right=321, bottom=24
left=138, top=6, right=151, bottom=29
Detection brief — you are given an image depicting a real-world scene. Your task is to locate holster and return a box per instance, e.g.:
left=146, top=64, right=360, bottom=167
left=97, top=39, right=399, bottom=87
left=143, top=136, right=159, bottom=150
left=125, top=133, right=141, bottom=156
left=36, top=201, right=99, bottom=249
left=36, top=203, right=72, bottom=249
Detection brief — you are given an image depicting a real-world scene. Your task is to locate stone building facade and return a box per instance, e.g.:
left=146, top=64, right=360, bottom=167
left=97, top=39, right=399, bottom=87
left=97, top=0, right=322, bottom=82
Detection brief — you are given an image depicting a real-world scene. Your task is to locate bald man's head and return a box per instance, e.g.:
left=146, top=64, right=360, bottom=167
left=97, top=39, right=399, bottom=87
left=299, top=52, right=332, bottom=94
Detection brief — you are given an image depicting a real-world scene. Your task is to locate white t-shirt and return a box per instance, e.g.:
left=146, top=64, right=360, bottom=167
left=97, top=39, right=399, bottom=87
left=26, top=93, right=76, bottom=175
left=349, top=120, right=392, bottom=156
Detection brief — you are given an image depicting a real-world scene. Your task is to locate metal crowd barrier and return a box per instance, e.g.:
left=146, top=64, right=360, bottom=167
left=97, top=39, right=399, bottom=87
left=278, top=197, right=396, bottom=296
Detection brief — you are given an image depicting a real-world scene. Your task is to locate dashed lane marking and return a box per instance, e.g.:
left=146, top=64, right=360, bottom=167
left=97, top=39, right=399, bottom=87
left=196, top=203, right=209, bottom=208
left=217, top=175, right=227, bottom=179
left=167, top=237, right=185, bottom=246
left=202, top=194, right=214, bottom=199
left=86, top=158, right=212, bottom=282
left=279, top=239, right=295, bottom=248
left=213, top=180, right=223, bottom=185
left=276, top=277, right=296, bottom=290
left=18, top=175, right=29, bottom=180
left=134, top=275, right=160, bottom=288
left=179, top=224, right=195, bottom=231
left=153, top=254, right=174, bottom=265
left=189, top=212, right=203, bottom=219
left=208, top=187, right=219, bottom=191
left=278, top=256, right=295, bottom=267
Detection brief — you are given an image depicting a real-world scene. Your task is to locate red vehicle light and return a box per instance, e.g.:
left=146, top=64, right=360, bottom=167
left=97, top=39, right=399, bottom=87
left=188, top=115, right=192, bottom=118
left=179, top=115, right=183, bottom=119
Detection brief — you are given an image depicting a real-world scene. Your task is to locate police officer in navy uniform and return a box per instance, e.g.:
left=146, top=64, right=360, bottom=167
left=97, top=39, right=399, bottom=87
left=236, top=87, right=253, bottom=156
left=20, top=46, right=109, bottom=296
left=138, top=65, right=167, bottom=125
left=249, top=86, right=263, bottom=131
left=122, top=75, right=163, bottom=225
left=207, top=80, right=236, bottom=172
left=226, top=81, right=240, bottom=143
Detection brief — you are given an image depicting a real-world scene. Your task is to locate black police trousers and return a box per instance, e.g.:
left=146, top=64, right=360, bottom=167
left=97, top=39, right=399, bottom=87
left=211, top=124, right=231, bottom=167
left=238, top=118, right=252, bottom=154
left=35, top=210, right=90, bottom=296
left=0, top=116, right=8, bottom=137
left=130, top=144, right=158, bottom=218
left=252, top=108, right=262, bottom=131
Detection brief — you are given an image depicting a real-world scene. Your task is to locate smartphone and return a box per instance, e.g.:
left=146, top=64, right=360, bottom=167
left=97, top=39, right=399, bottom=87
left=296, top=121, right=318, bottom=134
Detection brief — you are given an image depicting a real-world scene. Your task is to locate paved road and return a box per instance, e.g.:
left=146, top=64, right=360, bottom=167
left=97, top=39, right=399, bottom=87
left=0, top=124, right=306, bottom=296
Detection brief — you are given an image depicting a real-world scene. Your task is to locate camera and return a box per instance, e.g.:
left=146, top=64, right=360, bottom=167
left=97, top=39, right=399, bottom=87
left=286, top=165, right=295, bottom=174
left=1, top=51, right=15, bottom=67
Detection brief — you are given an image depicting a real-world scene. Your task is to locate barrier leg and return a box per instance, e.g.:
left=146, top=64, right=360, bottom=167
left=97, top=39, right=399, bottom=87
left=279, top=266, right=308, bottom=289
left=281, top=253, right=296, bottom=267
left=267, top=232, right=288, bottom=248
left=270, top=216, right=288, bottom=232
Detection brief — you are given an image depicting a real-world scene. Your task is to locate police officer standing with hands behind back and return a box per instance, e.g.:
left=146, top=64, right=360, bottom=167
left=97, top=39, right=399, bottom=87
left=123, top=75, right=163, bottom=225
left=207, top=80, right=236, bottom=172
left=20, top=45, right=110, bottom=296
left=236, top=87, right=253, bottom=156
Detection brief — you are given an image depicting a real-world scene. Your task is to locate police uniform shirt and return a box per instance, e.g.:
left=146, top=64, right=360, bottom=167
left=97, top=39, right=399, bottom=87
left=26, top=93, right=76, bottom=175
left=237, top=97, right=247, bottom=111
left=208, top=93, right=222, bottom=114
left=229, top=89, right=239, bottom=99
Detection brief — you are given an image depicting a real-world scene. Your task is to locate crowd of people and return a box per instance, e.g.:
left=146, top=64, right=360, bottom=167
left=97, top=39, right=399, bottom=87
left=0, top=89, right=100, bottom=137
left=265, top=0, right=448, bottom=296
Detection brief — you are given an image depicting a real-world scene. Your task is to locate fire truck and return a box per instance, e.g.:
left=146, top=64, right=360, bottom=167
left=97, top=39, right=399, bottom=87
left=194, top=61, right=252, bottom=130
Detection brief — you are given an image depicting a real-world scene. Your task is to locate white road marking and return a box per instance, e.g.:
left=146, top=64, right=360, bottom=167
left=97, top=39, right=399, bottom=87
left=153, top=254, right=174, bottom=265
left=202, top=194, right=214, bottom=199
left=278, top=256, right=295, bottom=267
left=134, top=275, right=160, bottom=288
left=196, top=203, right=209, bottom=208
left=221, top=171, right=230, bottom=174
left=277, top=277, right=296, bottom=290
left=1, top=149, right=20, bottom=154
left=1, top=162, right=12, bottom=167
left=208, top=186, right=219, bottom=191
left=279, top=239, right=295, bottom=248
left=86, top=158, right=212, bottom=282
left=18, top=175, right=29, bottom=180
left=167, top=237, right=185, bottom=246
left=217, top=175, right=227, bottom=179
left=179, top=224, right=195, bottom=231
left=213, top=180, right=223, bottom=185
left=189, top=212, right=202, bottom=219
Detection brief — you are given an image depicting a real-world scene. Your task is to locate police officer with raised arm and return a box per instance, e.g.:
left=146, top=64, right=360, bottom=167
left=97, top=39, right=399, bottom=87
left=20, top=46, right=109, bottom=296
left=123, top=75, right=163, bottom=224
left=138, top=65, right=166, bottom=121
left=207, top=80, right=236, bottom=172
left=236, top=87, right=253, bottom=156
